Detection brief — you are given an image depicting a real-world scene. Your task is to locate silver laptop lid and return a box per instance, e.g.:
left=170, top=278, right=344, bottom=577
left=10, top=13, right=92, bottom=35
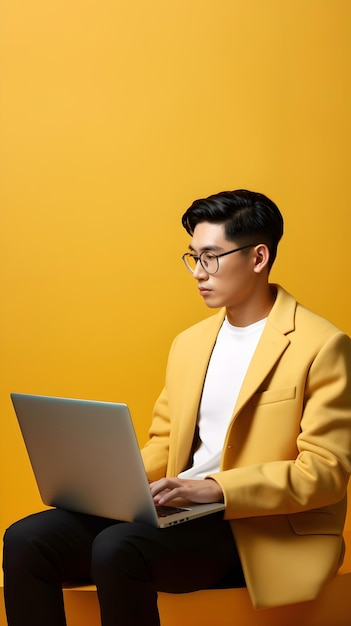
left=11, top=393, right=159, bottom=526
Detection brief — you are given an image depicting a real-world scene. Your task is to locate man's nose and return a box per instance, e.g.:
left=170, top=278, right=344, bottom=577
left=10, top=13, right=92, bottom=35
left=193, top=260, right=209, bottom=279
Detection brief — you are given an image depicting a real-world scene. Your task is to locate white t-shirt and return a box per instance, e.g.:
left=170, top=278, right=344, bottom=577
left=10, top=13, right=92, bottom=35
left=178, top=316, right=266, bottom=480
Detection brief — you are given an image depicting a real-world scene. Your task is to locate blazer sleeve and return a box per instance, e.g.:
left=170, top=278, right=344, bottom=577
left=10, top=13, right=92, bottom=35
left=140, top=386, right=171, bottom=482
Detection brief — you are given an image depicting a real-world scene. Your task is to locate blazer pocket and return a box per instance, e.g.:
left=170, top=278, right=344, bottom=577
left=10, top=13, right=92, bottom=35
left=251, top=386, right=296, bottom=406
left=287, top=510, right=341, bottom=536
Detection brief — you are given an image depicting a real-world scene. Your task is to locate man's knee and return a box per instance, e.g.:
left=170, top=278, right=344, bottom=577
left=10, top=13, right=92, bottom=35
left=3, top=510, right=64, bottom=572
left=91, top=522, right=153, bottom=582
left=3, top=517, right=37, bottom=571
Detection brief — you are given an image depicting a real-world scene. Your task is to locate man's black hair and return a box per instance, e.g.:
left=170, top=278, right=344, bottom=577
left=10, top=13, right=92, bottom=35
left=181, top=189, right=284, bottom=269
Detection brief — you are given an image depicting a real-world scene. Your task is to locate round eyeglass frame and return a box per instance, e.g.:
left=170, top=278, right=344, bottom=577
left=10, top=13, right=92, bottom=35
left=182, top=243, right=259, bottom=275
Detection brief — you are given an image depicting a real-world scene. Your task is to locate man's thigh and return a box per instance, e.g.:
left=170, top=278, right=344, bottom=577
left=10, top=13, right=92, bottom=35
left=93, top=512, right=244, bottom=593
left=4, top=508, right=118, bottom=583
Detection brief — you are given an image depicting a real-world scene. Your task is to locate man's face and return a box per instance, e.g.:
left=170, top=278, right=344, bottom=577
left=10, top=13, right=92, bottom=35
left=189, top=221, right=259, bottom=312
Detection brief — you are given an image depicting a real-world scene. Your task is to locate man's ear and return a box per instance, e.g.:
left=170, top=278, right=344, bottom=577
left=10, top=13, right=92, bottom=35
left=253, top=244, right=270, bottom=273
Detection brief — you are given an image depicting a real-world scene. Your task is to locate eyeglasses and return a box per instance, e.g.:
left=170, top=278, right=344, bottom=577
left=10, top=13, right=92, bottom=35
left=182, top=244, right=258, bottom=275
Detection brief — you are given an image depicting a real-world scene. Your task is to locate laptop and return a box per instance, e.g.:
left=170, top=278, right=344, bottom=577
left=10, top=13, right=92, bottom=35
left=10, top=393, right=225, bottom=528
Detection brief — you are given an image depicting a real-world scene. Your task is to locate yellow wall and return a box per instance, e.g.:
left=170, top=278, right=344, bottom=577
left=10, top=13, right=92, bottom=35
left=1, top=0, right=351, bottom=540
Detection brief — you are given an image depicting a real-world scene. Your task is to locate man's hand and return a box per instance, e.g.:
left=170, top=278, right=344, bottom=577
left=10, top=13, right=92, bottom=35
left=149, top=477, right=224, bottom=506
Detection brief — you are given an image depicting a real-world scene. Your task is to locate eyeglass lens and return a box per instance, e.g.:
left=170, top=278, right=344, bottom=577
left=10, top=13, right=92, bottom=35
left=183, top=252, right=218, bottom=274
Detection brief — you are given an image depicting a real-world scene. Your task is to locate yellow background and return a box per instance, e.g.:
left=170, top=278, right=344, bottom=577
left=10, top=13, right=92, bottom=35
left=1, top=0, right=351, bottom=545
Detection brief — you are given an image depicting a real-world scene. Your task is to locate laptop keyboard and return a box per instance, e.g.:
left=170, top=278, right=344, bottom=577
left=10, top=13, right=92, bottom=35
left=156, top=504, right=190, bottom=517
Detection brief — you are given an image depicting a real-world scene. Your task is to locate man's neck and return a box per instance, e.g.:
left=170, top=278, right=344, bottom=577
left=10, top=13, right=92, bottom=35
left=226, top=284, right=277, bottom=327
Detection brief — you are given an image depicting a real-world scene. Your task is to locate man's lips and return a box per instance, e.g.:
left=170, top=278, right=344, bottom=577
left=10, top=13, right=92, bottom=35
left=198, top=287, right=212, bottom=296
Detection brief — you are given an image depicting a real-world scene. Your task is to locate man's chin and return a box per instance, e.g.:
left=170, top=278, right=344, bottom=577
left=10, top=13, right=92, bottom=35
left=202, top=297, right=222, bottom=309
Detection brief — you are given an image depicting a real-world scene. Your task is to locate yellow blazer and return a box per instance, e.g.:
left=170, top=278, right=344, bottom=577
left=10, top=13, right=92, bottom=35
left=141, top=285, right=351, bottom=608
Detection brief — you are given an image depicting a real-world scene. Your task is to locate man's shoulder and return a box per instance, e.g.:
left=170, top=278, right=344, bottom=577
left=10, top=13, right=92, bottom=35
left=274, top=285, right=350, bottom=346
left=174, top=309, right=225, bottom=341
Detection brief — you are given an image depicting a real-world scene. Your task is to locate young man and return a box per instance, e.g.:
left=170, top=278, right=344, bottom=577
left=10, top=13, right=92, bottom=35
left=3, top=190, right=351, bottom=625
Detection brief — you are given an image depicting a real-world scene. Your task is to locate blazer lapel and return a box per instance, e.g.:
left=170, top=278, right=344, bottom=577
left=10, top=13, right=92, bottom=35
left=231, top=285, right=297, bottom=420
left=232, top=323, right=290, bottom=418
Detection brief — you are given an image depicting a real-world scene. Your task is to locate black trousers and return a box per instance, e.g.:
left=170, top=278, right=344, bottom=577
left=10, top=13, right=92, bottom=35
left=3, top=508, right=245, bottom=626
